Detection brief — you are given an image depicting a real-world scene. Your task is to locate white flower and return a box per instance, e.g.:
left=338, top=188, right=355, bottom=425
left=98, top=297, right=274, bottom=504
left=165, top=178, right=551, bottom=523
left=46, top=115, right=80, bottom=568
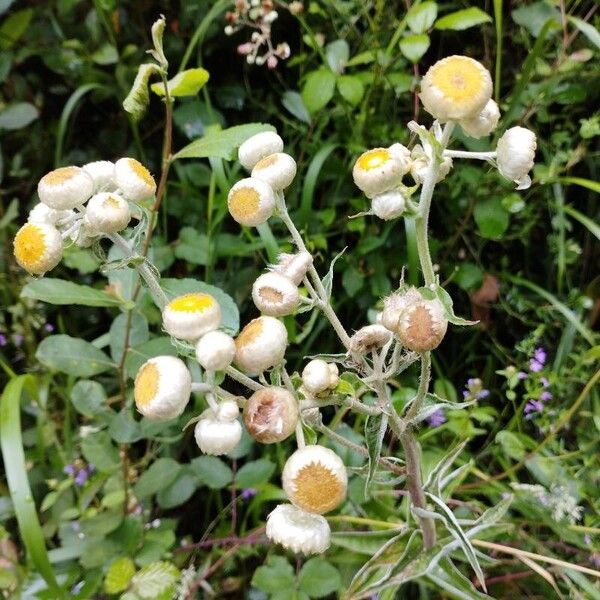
left=195, top=331, right=236, bottom=371
left=269, top=251, right=313, bottom=285
left=371, top=189, right=406, bottom=220
left=244, top=387, right=298, bottom=443
left=162, top=293, right=221, bottom=341
left=349, top=324, right=392, bottom=355
left=266, top=504, right=331, bottom=554
left=496, top=126, right=537, bottom=190
left=397, top=298, right=448, bottom=352
left=37, top=166, right=94, bottom=210
left=352, top=145, right=411, bottom=198
left=301, top=360, right=339, bottom=395
left=419, top=55, right=493, bottom=121
left=227, top=177, right=276, bottom=227
left=13, top=222, right=63, bottom=275
left=216, top=399, right=240, bottom=422
left=113, top=157, right=157, bottom=202
left=459, top=99, right=500, bottom=139
left=410, top=144, right=453, bottom=185
left=238, top=131, right=284, bottom=170
left=282, top=445, right=347, bottom=514
left=252, top=272, right=299, bottom=316
left=194, top=409, right=242, bottom=455
left=84, top=192, right=131, bottom=234
left=28, top=203, right=74, bottom=227
left=134, top=356, right=192, bottom=421
left=251, top=152, right=297, bottom=191
left=234, top=316, right=288, bottom=375
left=82, top=160, right=116, bottom=192
left=380, top=287, right=422, bottom=333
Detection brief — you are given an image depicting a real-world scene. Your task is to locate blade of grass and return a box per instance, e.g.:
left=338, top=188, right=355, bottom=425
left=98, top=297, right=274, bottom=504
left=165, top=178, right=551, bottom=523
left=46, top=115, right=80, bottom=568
left=0, top=375, right=67, bottom=598
left=554, top=176, right=600, bottom=194
left=563, top=204, right=600, bottom=241
left=493, top=0, right=503, bottom=103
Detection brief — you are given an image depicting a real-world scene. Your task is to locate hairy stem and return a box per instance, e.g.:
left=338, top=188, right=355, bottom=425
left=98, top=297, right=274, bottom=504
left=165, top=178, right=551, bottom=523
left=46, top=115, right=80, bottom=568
left=225, top=366, right=263, bottom=392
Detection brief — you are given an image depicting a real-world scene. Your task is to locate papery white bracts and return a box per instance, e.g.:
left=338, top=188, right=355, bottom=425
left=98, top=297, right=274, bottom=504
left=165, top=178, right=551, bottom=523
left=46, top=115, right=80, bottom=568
left=266, top=504, right=331, bottom=554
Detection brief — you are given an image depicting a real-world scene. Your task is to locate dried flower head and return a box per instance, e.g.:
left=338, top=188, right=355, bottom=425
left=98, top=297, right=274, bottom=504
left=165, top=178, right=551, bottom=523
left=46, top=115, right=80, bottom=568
left=301, top=360, right=339, bottom=395
left=195, top=330, right=236, bottom=371
left=496, top=126, right=537, bottom=190
left=349, top=324, right=392, bottom=355
left=235, top=316, right=288, bottom=374
left=114, top=158, right=157, bottom=202
left=244, top=386, right=298, bottom=443
left=252, top=272, right=300, bottom=316
left=266, top=504, right=330, bottom=554
left=13, top=222, right=63, bottom=275
left=84, top=192, right=131, bottom=234
left=227, top=177, right=276, bottom=226
left=37, top=166, right=94, bottom=210
left=380, top=287, right=422, bottom=333
left=162, top=293, right=221, bottom=341
left=269, top=251, right=313, bottom=285
left=397, top=298, right=448, bottom=352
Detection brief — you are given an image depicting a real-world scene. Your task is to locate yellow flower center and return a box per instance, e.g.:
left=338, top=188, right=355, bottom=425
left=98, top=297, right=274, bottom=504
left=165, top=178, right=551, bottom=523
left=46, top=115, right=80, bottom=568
left=42, top=166, right=79, bottom=186
left=291, top=462, right=345, bottom=513
left=135, top=362, right=159, bottom=408
left=429, top=56, right=485, bottom=102
left=13, top=224, right=46, bottom=267
left=229, top=187, right=260, bottom=221
left=103, top=195, right=121, bottom=208
left=126, top=159, right=155, bottom=186
left=254, top=154, right=279, bottom=169
left=168, top=293, right=215, bottom=313
left=236, top=318, right=264, bottom=349
left=356, top=149, right=390, bottom=171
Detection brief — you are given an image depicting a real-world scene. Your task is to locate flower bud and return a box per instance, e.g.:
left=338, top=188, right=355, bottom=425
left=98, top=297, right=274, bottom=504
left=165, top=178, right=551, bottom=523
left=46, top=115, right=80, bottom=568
left=114, top=158, right=157, bottom=202
left=238, top=131, right=284, bottom=171
left=28, top=203, right=74, bottom=227
left=266, top=504, right=330, bottom=554
left=282, top=445, right=347, bottom=514
left=252, top=272, right=299, bottom=316
left=82, top=160, right=116, bottom=193
left=216, top=399, right=240, bottom=422
left=13, top=222, right=63, bottom=275
left=349, top=324, right=392, bottom=355
left=244, top=386, right=298, bottom=443
left=194, top=410, right=242, bottom=455
left=38, top=166, right=94, bottom=210
left=496, top=126, right=537, bottom=190
left=251, top=152, right=297, bottom=191
left=235, top=316, right=288, bottom=374
left=380, top=287, right=422, bottom=333
left=162, top=293, right=221, bottom=341
left=352, top=145, right=410, bottom=198
left=397, top=298, right=448, bottom=352
left=269, top=251, right=313, bottom=285
left=371, top=189, right=406, bottom=220
left=419, top=55, right=492, bottom=122
left=84, top=192, right=131, bottom=234
left=227, top=177, right=276, bottom=226
left=195, top=331, right=236, bottom=371
left=301, top=360, right=339, bottom=395
left=458, top=99, right=500, bottom=139
left=410, top=145, right=453, bottom=184
left=134, top=356, right=192, bottom=421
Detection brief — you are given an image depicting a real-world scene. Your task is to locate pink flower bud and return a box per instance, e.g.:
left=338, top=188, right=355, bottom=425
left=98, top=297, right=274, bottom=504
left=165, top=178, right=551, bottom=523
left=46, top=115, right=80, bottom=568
left=237, top=43, right=253, bottom=55
left=267, top=55, right=278, bottom=69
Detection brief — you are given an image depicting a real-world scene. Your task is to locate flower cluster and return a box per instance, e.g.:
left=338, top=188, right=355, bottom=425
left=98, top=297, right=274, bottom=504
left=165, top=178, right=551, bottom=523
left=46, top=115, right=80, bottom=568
left=13, top=158, right=156, bottom=275
left=512, top=483, right=583, bottom=524
left=63, top=461, right=95, bottom=487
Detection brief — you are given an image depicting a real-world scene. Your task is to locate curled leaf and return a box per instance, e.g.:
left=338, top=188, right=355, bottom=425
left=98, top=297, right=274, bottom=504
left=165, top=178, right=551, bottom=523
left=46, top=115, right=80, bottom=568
left=123, top=63, right=161, bottom=122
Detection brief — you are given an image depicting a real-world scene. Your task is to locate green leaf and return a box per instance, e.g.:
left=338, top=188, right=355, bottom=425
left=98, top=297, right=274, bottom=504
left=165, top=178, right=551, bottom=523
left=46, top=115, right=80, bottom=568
left=104, top=556, right=136, bottom=594
left=337, top=75, right=365, bottom=106
left=130, top=561, right=180, bottom=600
left=299, top=558, right=341, bottom=598
left=156, top=470, right=198, bottom=509
left=399, top=34, right=430, bottom=63
left=325, top=39, right=349, bottom=73
left=281, top=91, right=311, bottom=124
left=151, top=68, right=210, bottom=97
left=252, top=556, right=295, bottom=593
left=109, top=409, right=143, bottom=443
left=21, top=278, right=122, bottom=307
left=453, top=262, right=483, bottom=291
left=511, top=1, right=559, bottom=37
left=134, top=458, right=182, bottom=498
left=406, top=1, right=438, bottom=33
left=81, top=431, right=120, bottom=472
left=563, top=204, right=600, bottom=241
left=496, top=430, right=525, bottom=460
left=0, top=8, right=33, bottom=50
left=109, top=313, right=149, bottom=363
left=236, top=459, right=275, bottom=488
left=0, top=102, right=38, bottom=130
left=91, top=43, right=118, bottom=65
left=174, top=227, right=209, bottom=265
left=161, top=278, right=239, bottom=336
left=568, top=16, right=600, bottom=50
left=71, top=380, right=109, bottom=418
left=474, top=197, right=509, bottom=239
left=301, top=69, right=337, bottom=113
left=427, top=557, right=491, bottom=600
left=123, top=63, right=161, bottom=122
left=364, top=413, right=388, bottom=495
left=174, top=123, right=276, bottom=160
left=435, top=7, right=492, bottom=30
left=0, top=376, right=67, bottom=598
left=189, top=456, right=233, bottom=489
left=36, top=335, right=114, bottom=377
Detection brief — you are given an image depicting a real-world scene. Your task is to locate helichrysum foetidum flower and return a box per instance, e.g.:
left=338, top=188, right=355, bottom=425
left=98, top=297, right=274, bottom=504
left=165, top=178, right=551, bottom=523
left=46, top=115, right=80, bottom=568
left=496, top=126, right=537, bottom=190
left=397, top=297, right=448, bottom=352
left=227, top=177, right=276, bottom=226
left=251, top=152, right=297, bottom=191
left=352, top=144, right=410, bottom=198
left=134, top=356, right=192, bottom=421
left=113, top=157, right=156, bottom=202
left=234, top=316, right=288, bottom=374
left=82, top=160, right=116, bottom=193
left=162, top=293, right=221, bottom=341
left=28, top=203, right=74, bottom=227
left=269, top=251, right=313, bottom=285
left=380, top=287, right=422, bottom=333
left=419, top=55, right=492, bottom=122
left=349, top=324, right=392, bottom=355
left=266, top=504, right=331, bottom=554
left=459, top=99, right=500, bottom=139
left=282, top=445, right=347, bottom=514
left=238, top=131, right=284, bottom=171
left=37, top=166, right=94, bottom=210
left=243, top=386, right=298, bottom=443
left=194, top=400, right=242, bottom=455
left=410, top=144, right=453, bottom=185
left=195, top=330, right=236, bottom=371
left=252, top=272, right=299, bottom=316
left=13, top=222, right=63, bottom=275
left=301, top=360, right=339, bottom=395
left=84, top=192, right=131, bottom=234
left=371, top=189, right=406, bottom=220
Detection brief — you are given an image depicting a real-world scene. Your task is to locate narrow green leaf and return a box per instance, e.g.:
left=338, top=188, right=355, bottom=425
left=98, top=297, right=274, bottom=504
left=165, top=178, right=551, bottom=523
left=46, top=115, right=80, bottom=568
left=435, top=7, right=492, bottom=30
left=568, top=16, right=600, bottom=49
left=427, top=557, right=490, bottom=599
left=21, top=278, right=122, bottom=307
left=555, top=176, right=600, bottom=194
left=151, top=68, right=210, bottom=97
left=364, top=413, right=388, bottom=495
left=563, top=205, right=600, bottom=241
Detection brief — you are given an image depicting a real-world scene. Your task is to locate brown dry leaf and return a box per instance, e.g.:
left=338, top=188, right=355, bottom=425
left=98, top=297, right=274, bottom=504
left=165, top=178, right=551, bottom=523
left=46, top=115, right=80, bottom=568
left=470, top=274, right=500, bottom=328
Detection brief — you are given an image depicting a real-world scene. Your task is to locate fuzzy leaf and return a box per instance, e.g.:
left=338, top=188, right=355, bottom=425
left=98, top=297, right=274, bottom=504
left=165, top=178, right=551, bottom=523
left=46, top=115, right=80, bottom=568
left=123, top=63, right=161, bottom=122
left=104, top=557, right=135, bottom=594
left=151, top=68, right=210, bottom=97
left=36, top=335, right=114, bottom=377
left=364, top=413, right=388, bottom=496
left=22, top=278, right=123, bottom=307
left=427, top=557, right=490, bottom=600
left=130, top=561, right=179, bottom=599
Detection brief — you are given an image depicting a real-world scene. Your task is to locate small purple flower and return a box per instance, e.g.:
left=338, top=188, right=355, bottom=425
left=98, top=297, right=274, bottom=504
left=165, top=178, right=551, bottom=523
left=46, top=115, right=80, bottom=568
left=517, top=371, right=527, bottom=380
left=63, top=464, right=75, bottom=476
left=241, top=488, right=257, bottom=500
left=74, top=469, right=88, bottom=487
left=427, top=408, right=446, bottom=427
left=524, top=399, right=544, bottom=419
left=540, top=391, right=552, bottom=402
left=540, top=377, right=549, bottom=387
left=534, top=347, right=546, bottom=365
left=44, top=323, right=54, bottom=333
left=476, top=389, right=490, bottom=400
left=529, top=359, right=543, bottom=372
left=0, top=334, right=7, bottom=347
left=13, top=334, right=24, bottom=347
left=467, top=378, right=477, bottom=387
left=462, top=390, right=469, bottom=399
